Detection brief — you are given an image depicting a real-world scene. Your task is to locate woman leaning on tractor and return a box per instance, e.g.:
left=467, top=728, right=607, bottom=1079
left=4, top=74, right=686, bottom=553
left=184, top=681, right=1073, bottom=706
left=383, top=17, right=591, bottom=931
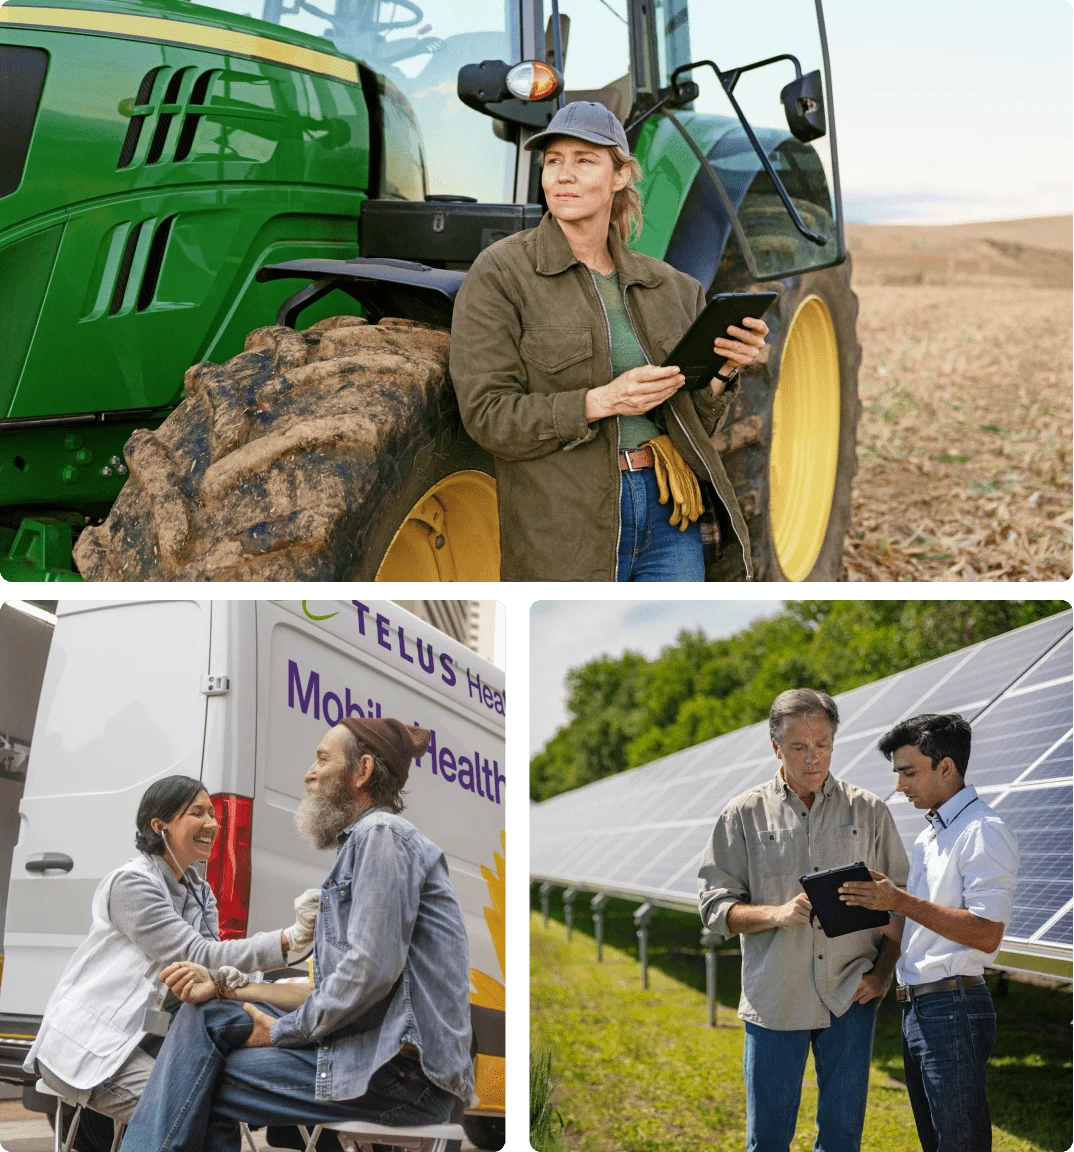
left=449, top=101, right=767, bottom=582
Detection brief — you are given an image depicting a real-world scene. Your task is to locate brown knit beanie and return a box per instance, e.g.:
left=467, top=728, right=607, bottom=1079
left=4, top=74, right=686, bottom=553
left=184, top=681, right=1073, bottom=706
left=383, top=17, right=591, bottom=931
left=337, top=717, right=432, bottom=786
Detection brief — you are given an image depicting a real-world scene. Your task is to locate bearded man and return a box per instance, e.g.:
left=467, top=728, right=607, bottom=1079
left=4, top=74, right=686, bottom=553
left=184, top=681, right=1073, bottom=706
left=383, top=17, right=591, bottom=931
left=118, top=718, right=474, bottom=1152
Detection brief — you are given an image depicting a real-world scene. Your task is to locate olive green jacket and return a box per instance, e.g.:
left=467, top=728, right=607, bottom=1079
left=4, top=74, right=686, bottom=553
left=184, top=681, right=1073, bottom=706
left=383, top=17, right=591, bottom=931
left=449, top=212, right=752, bottom=581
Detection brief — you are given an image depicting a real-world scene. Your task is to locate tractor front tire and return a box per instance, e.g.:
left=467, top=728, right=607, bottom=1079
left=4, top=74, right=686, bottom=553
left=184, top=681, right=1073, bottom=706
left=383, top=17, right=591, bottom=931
left=708, top=259, right=861, bottom=581
left=72, top=316, right=500, bottom=581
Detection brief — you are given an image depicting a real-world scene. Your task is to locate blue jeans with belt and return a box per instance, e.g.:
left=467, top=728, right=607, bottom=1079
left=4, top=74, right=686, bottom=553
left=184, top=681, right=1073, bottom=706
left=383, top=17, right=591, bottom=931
left=616, top=466, right=705, bottom=581
left=119, top=1000, right=453, bottom=1152
left=743, top=998, right=877, bottom=1152
left=901, top=980, right=996, bottom=1152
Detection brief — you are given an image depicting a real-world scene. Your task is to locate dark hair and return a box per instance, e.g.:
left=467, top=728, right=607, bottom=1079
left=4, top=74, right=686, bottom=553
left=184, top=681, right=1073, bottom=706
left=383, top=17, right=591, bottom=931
left=341, top=732, right=407, bottom=814
left=135, top=776, right=207, bottom=855
left=769, top=688, right=840, bottom=744
left=877, top=713, right=972, bottom=777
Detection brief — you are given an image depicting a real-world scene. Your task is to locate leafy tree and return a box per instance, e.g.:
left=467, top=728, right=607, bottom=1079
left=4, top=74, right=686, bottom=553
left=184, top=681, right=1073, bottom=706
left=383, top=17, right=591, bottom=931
left=530, top=652, right=648, bottom=801
left=530, top=600, right=1068, bottom=801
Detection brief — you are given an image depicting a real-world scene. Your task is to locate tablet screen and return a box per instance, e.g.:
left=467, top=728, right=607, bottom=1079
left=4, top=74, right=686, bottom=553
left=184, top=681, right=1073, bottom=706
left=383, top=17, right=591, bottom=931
left=662, top=292, right=778, bottom=390
left=799, top=861, right=891, bottom=938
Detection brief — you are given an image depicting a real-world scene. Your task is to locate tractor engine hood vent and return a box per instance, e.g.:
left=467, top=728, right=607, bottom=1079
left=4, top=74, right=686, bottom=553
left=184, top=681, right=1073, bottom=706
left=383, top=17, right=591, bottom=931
left=117, top=66, right=219, bottom=170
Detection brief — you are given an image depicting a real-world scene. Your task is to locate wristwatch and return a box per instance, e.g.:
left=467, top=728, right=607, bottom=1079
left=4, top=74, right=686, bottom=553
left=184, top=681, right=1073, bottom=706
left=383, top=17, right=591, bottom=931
left=716, top=364, right=740, bottom=387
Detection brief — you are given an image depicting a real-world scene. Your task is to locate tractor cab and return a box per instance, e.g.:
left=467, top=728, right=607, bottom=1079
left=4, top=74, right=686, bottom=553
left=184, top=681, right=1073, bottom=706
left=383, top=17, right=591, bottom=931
left=180, top=0, right=846, bottom=284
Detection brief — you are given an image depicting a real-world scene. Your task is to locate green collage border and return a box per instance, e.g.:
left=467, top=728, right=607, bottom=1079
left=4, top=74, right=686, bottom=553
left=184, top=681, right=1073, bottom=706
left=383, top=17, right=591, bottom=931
left=4, top=585, right=1069, bottom=1152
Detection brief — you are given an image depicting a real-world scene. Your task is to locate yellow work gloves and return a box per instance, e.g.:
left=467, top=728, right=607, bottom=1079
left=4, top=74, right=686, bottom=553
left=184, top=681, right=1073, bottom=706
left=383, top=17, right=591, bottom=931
left=645, top=435, right=703, bottom=531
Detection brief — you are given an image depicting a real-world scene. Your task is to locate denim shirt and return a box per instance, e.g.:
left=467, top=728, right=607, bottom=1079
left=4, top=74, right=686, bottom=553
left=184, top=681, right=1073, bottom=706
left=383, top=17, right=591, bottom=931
left=270, top=807, right=474, bottom=1104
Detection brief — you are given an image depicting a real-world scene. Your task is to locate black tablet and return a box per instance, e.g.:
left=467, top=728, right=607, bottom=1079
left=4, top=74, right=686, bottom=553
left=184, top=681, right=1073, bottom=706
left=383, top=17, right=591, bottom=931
left=661, top=291, right=778, bottom=391
left=799, top=861, right=890, bottom=939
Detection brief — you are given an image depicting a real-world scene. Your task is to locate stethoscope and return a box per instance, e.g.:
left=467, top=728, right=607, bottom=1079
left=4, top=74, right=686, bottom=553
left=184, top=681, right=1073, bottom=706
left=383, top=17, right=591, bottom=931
left=161, top=826, right=219, bottom=941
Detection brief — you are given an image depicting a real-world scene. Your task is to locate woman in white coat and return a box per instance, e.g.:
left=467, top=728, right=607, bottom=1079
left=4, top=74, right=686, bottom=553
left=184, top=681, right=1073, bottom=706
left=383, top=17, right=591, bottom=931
left=23, top=775, right=318, bottom=1126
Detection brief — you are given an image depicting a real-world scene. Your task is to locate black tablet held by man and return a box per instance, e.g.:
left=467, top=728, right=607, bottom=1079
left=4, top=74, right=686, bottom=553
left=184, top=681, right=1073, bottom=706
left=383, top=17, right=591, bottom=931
left=800, top=862, right=891, bottom=938
left=662, top=291, right=778, bottom=390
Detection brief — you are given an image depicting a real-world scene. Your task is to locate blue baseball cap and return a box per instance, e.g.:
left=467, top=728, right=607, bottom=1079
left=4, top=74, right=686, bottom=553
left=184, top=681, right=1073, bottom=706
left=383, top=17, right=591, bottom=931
left=524, top=100, right=630, bottom=154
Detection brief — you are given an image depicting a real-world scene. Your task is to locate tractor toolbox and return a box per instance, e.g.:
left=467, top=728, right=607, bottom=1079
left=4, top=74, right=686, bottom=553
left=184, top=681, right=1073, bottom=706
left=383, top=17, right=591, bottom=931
left=360, top=200, right=545, bottom=265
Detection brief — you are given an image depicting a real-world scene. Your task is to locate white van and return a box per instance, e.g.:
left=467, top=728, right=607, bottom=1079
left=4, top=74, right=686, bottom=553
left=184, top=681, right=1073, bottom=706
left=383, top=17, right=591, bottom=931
left=0, top=598, right=506, bottom=1149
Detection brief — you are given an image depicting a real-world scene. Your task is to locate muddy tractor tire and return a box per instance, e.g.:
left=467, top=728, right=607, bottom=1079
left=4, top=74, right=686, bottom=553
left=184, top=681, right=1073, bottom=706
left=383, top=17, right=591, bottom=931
left=707, top=258, right=861, bottom=581
left=73, top=316, right=500, bottom=581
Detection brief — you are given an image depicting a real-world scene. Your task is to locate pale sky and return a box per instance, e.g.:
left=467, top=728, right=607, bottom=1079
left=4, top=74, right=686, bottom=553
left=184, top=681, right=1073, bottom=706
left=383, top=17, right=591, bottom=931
left=822, top=0, right=1073, bottom=222
left=529, top=600, right=784, bottom=755
left=561, top=0, right=1072, bottom=223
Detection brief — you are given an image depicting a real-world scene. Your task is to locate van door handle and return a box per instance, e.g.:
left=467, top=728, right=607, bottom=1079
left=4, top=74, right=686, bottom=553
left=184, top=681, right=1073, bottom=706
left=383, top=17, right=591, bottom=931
left=25, top=853, right=74, bottom=873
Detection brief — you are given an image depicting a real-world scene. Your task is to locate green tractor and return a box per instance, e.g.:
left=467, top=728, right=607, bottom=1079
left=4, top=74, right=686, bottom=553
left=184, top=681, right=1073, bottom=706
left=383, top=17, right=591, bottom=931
left=0, top=0, right=859, bottom=583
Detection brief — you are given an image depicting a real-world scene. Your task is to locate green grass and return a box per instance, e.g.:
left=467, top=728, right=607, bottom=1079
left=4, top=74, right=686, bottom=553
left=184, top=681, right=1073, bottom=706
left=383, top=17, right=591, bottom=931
left=531, top=1047, right=568, bottom=1152
left=530, top=903, right=1072, bottom=1152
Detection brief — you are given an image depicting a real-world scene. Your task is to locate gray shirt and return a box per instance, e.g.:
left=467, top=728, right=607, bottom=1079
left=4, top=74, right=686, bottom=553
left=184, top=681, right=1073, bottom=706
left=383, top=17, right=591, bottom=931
left=698, top=770, right=910, bottom=1030
left=108, top=853, right=285, bottom=976
left=271, top=806, right=474, bottom=1105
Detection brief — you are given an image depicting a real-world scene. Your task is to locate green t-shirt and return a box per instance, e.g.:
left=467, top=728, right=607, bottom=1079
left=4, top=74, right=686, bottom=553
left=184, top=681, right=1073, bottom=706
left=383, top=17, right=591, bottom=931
left=590, top=268, right=662, bottom=451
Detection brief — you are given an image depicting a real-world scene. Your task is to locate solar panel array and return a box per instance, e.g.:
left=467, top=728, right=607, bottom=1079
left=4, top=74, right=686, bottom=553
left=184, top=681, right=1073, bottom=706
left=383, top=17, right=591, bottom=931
left=531, top=612, right=1073, bottom=960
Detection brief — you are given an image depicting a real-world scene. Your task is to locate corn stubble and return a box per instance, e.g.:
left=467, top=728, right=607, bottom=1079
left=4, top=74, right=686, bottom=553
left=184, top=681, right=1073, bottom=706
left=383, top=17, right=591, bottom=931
left=841, top=218, right=1072, bottom=581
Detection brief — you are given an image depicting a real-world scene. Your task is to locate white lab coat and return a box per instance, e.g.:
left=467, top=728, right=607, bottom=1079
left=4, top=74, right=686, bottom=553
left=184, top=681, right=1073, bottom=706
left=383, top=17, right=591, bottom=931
left=25, top=854, right=176, bottom=1090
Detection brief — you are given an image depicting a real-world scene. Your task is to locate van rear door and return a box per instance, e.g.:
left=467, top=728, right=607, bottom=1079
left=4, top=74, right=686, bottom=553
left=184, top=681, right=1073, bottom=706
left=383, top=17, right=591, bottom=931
left=0, top=602, right=54, bottom=975
left=0, top=600, right=56, bottom=1081
left=0, top=600, right=211, bottom=1015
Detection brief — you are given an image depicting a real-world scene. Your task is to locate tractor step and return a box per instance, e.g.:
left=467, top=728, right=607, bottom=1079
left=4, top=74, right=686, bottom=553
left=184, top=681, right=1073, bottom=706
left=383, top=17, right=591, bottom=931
left=257, top=256, right=466, bottom=329
left=0, top=518, right=82, bottom=581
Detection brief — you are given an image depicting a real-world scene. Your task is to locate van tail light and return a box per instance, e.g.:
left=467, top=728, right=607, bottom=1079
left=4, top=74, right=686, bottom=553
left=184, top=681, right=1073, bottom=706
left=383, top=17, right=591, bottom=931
left=206, top=794, right=252, bottom=939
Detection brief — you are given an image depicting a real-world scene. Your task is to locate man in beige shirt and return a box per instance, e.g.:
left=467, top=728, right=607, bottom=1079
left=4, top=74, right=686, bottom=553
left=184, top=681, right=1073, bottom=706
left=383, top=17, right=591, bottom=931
left=698, top=689, right=910, bottom=1152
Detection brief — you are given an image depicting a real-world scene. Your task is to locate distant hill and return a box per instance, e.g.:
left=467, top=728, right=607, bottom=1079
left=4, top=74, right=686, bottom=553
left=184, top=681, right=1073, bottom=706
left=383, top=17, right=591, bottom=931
left=846, top=214, right=1072, bottom=289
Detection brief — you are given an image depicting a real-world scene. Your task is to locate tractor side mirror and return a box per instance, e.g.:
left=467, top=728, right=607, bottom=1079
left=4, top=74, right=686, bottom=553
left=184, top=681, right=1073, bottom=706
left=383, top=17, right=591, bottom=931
left=457, top=59, right=563, bottom=129
left=780, top=69, right=825, bottom=142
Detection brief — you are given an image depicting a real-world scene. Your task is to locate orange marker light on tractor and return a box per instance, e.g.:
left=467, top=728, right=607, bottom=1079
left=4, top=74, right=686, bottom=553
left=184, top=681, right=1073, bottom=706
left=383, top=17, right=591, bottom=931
left=506, top=61, right=560, bottom=102
left=206, top=794, right=253, bottom=939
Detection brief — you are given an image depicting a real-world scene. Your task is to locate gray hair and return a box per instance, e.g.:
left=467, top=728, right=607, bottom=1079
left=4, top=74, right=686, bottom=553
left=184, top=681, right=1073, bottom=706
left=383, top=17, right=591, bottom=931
left=768, top=689, right=839, bottom=745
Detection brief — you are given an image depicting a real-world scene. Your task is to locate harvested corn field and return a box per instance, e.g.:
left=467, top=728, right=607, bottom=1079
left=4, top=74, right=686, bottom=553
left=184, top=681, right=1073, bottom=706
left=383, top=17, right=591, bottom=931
left=840, top=215, right=1072, bottom=581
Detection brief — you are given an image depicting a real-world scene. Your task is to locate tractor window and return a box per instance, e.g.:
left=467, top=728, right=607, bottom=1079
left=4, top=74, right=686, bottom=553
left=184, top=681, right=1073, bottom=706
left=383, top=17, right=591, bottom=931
left=553, top=0, right=633, bottom=123
left=187, top=0, right=521, bottom=203
left=650, top=0, right=842, bottom=279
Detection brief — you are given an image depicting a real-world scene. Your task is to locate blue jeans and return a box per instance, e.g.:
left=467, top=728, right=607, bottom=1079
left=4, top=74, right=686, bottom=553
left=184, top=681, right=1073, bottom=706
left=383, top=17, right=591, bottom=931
left=119, top=1000, right=453, bottom=1152
left=616, top=467, right=704, bottom=581
left=901, top=981, right=996, bottom=1152
left=743, top=999, right=877, bottom=1152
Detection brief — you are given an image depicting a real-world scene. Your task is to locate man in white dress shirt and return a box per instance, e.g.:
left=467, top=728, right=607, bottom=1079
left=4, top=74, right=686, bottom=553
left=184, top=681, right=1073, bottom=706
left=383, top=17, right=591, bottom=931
left=838, top=713, right=1019, bottom=1152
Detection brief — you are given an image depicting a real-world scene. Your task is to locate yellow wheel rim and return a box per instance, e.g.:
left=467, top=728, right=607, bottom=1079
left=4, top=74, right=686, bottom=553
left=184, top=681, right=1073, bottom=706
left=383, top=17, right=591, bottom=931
left=375, top=470, right=500, bottom=581
left=768, top=296, right=841, bottom=580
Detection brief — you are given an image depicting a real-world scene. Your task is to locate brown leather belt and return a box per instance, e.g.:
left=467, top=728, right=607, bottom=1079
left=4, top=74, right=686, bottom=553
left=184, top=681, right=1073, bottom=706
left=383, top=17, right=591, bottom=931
left=896, top=974, right=986, bottom=1002
left=619, top=446, right=654, bottom=471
